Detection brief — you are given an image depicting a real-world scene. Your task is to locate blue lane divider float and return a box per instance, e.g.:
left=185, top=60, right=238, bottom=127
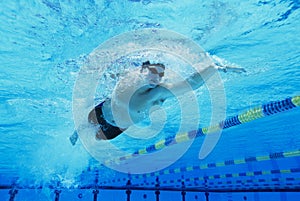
left=104, top=95, right=300, bottom=165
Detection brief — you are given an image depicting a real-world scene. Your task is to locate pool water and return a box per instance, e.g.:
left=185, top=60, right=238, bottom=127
left=1, top=0, right=300, bottom=200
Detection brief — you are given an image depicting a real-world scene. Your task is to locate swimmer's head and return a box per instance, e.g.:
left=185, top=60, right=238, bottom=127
left=141, top=61, right=165, bottom=87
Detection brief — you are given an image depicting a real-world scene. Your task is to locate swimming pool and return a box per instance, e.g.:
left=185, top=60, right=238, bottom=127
left=1, top=0, right=300, bottom=200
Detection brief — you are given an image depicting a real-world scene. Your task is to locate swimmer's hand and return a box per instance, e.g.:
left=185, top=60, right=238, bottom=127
left=211, top=55, right=246, bottom=73
left=216, top=64, right=246, bottom=73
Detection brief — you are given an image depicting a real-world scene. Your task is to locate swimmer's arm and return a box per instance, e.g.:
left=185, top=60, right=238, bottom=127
left=159, top=65, right=216, bottom=97
left=155, top=61, right=246, bottom=99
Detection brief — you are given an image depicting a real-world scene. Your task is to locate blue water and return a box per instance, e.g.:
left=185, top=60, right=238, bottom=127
left=1, top=0, right=300, bottom=200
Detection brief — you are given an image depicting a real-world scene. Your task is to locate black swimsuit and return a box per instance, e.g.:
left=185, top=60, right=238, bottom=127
left=94, top=102, right=123, bottom=140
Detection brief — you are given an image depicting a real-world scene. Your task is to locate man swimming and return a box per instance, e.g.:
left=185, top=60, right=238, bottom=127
left=88, top=60, right=245, bottom=140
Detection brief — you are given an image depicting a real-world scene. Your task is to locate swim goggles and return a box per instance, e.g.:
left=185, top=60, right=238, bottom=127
left=141, top=61, right=165, bottom=77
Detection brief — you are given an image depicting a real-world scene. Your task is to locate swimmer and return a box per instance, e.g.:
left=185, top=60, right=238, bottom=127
left=88, top=60, right=245, bottom=140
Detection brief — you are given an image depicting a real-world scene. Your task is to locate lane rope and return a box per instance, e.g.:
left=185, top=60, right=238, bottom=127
left=104, top=95, right=300, bottom=165
left=103, top=149, right=300, bottom=185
